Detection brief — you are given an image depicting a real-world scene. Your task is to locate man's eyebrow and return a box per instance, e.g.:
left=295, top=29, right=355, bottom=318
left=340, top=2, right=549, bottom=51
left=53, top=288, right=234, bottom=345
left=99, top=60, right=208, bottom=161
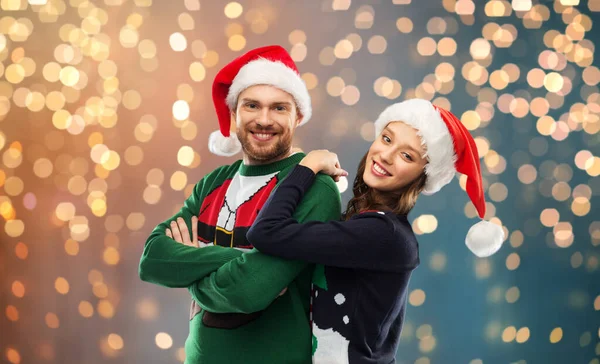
left=271, top=102, right=293, bottom=107
left=240, top=98, right=260, bottom=104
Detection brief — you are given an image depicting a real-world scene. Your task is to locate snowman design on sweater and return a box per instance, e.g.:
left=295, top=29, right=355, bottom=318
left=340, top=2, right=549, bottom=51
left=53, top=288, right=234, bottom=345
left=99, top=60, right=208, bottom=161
left=312, top=265, right=352, bottom=364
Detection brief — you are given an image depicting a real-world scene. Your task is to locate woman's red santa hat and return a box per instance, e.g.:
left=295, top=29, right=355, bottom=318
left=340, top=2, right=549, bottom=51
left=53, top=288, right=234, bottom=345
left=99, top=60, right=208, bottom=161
left=374, top=99, right=505, bottom=257
left=209, top=45, right=312, bottom=156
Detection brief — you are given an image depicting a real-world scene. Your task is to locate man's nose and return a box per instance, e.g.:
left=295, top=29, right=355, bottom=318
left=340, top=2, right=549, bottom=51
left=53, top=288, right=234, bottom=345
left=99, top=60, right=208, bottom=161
left=255, top=107, right=273, bottom=126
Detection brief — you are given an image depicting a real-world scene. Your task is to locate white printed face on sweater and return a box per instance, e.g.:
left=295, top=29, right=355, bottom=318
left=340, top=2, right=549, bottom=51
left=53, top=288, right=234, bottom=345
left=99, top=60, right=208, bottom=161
left=363, top=121, right=428, bottom=192
left=232, top=85, right=302, bottom=165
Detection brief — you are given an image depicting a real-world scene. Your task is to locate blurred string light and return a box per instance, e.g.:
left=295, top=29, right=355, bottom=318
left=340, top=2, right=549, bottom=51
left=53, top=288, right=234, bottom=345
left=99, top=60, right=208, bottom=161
left=0, top=0, right=599, bottom=363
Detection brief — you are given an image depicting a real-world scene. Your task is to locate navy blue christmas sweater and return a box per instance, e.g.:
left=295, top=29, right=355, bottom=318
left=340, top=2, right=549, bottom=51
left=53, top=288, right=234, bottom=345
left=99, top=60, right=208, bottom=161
left=248, top=165, right=420, bottom=364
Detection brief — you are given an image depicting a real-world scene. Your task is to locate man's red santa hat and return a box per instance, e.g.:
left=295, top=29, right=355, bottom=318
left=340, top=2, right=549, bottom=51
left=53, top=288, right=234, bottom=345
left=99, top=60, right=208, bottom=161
left=374, top=99, right=505, bottom=257
left=208, top=45, right=312, bottom=156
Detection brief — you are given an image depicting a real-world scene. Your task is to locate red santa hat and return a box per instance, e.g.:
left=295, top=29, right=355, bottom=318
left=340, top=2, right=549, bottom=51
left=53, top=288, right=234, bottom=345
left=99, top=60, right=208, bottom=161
left=208, top=45, right=312, bottom=156
left=374, top=99, right=504, bottom=257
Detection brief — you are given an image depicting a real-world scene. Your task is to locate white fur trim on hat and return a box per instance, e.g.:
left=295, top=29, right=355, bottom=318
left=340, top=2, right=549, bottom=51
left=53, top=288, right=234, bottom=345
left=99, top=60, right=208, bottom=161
left=465, top=220, right=505, bottom=258
left=226, top=58, right=312, bottom=125
left=208, top=130, right=242, bottom=157
left=374, top=99, right=456, bottom=195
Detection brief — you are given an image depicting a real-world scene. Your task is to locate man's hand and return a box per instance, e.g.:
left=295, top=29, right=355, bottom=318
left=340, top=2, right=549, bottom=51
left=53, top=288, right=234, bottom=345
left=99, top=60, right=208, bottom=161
left=167, top=217, right=285, bottom=295
left=166, top=216, right=203, bottom=248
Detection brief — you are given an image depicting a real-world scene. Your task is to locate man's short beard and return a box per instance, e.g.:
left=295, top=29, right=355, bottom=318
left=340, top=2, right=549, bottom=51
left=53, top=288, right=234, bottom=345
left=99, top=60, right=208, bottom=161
left=237, top=129, right=291, bottom=162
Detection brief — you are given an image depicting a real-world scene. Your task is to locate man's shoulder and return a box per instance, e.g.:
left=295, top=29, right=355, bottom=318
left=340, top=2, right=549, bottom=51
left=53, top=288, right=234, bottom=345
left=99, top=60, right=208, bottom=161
left=278, top=162, right=340, bottom=196
left=312, top=173, right=340, bottom=195
left=205, top=160, right=243, bottom=180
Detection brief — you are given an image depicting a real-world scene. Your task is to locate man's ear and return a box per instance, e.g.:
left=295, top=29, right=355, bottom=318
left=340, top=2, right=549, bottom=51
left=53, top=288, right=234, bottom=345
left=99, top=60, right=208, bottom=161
left=295, top=110, right=304, bottom=127
left=230, top=110, right=237, bottom=133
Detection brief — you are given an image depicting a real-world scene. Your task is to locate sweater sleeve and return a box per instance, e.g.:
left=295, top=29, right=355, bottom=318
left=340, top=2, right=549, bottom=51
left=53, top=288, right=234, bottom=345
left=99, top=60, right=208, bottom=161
left=187, top=173, right=342, bottom=314
left=248, top=165, right=414, bottom=272
left=138, top=170, right=244, bottom=288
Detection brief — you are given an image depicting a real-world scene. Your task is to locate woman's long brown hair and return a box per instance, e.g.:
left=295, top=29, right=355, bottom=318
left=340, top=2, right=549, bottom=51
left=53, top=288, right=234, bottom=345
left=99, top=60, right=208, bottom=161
left=343, top=152, right=427, bottom=220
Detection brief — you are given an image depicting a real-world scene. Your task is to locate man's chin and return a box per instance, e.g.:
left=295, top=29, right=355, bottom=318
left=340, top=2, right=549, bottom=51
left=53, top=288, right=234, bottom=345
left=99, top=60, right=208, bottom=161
left=243, top=145, right=279, bottom=161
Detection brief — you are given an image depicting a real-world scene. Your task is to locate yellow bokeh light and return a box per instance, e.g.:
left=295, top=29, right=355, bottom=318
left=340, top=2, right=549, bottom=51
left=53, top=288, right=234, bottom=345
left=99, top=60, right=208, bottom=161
left=544, top=72, right=564, bottom=92
left=170, top=171, right=188, bottom=191
left=59, top=66, right=79, bottom=86
left=6, top=305, right=19, bottom=322
left=12, top=280, right=25, bottom=298
left=122, top=90, right=142, bottom=110
left=550, top=327, right=563, bottom=343
left=367, top=35, right=387, bottom=54
left=302, top=73, right=318, bottom=90
left=417, top=37, right=437, bottom=56
left=169, top=32, right=187, bottom=52
left=103, top=247, right=120, bottom=265
left=138, top=39, right=157, bottom=59
left=33, top=158, right=53, bottom=178
left=506, top=253, right=521, bottom=270
left=65, top=239, right=80, bottom=256
left=515, top=327, right=530, bottom=343
left=100, top=150, right=120, bottom=171
left=341, top=85, right=360, bottom=106
left=502, top=326, right=517, bottom=342
left=409, top=289, right=426, bottom=306
left=416, top=214, right=438, bottom=234
left=177, top=146, right=194, bottom=167
left=143, top=185, right=162, bottom=205
left=79, top=300, right=94, bottom=318
left=178, top=12, right=195, bottom=30
left=334, top=39, right=353, bottom=59
left=5, top=63, right=25, bottom=84
left=98, top=299, right=115, bottom=318
left=55, top=277, right=70, bottom=295
left=45, top=312, right=60, bottom=329
left=224, top=2, right=243, bottom=19
left=172, top=100, right=190, bottom=120
left=119, top=25, right=139, bottom=48
left=126, top=212, right=145, bottom=231
left=107, top=333, right=124, bottom=350
left=228, top=34, right=246, bottom=51
left=15, top=242, right=28, bottom=259
left=155, top=332, right=173, bottom=349
left=5, top=347, right=20, bottom=364
left=4, top=176, right=24, bottom=196
left=288, top=29, right=306, bottom=45
left=189, top=62, right=206, bottom=82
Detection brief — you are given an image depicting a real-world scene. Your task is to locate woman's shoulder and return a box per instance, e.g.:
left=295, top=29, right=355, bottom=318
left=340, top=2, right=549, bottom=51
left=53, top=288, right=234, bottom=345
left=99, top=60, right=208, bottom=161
left=354, top=210, right=420, bottom=266
left=354, top=210, right=418, bottom=243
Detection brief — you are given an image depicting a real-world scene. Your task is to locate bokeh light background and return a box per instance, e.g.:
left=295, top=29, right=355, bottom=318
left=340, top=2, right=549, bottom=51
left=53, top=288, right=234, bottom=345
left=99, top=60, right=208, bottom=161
left=1, top=0, right=599, bottom=363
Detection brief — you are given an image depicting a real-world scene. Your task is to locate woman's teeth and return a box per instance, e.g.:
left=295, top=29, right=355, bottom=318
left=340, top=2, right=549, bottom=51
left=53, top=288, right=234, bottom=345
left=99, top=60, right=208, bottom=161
left=373, top=162, right=389, bottom=176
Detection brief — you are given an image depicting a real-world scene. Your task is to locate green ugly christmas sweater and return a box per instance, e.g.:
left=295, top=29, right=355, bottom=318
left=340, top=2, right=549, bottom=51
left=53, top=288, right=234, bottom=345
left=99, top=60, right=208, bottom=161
left=139, top=153, right=342, bottom=364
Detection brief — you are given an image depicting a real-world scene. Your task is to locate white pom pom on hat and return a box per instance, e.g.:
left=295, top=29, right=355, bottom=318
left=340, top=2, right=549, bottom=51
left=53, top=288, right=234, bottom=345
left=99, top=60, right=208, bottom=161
left=374, top=99, right=505, bottom=257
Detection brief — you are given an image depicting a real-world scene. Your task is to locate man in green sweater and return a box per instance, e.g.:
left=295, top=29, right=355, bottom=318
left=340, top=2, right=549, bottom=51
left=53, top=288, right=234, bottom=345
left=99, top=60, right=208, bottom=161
left=139, top=45, right=341, bottom=363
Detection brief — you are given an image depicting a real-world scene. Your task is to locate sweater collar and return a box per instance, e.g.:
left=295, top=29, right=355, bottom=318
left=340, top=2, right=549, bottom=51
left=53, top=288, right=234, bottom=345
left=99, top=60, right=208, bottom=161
left=238, top=152, right=305, bottom=177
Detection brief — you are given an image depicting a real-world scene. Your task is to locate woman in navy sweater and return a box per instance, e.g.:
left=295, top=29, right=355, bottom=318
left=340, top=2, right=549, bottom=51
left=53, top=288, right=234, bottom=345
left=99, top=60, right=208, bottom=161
left=247, top=99, right=504, bottom=364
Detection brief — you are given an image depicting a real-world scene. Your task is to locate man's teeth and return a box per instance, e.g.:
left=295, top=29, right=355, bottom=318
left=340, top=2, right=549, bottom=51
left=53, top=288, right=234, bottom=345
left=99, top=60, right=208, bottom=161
left=374, top=162, right=388, bottom=176
left=255, top=133, right=273, bottom=140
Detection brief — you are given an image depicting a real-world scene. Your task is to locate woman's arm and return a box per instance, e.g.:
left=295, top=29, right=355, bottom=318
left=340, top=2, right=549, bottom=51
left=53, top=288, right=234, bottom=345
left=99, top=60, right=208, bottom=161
left=248, top=165, right=417, bottom=272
